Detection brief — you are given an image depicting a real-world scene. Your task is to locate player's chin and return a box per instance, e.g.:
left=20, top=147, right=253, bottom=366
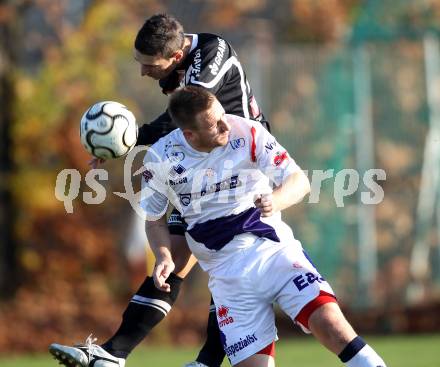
left=219, top=133, right=230, bottom=145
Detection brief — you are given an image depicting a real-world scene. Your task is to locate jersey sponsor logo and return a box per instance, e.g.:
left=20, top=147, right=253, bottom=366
left=173, top=164, right=186, bottom=175
left=217, top=305, right=229, bottom=318
left=179, top=193, right=192, bottom=206
left=273, top=150, right=288, bottom=166
left=164, top=141, right=183, bottom=151
left=293, top=272, right=325, bottom=291
left=229, top=137, right=245, bottom=150
left=169, top=177, right=188, bottom=186
left=265, top=140, right=277, bottom=152
left=179, top=175, right=242, bottom=204
left=167, top=151, right=185, bottom=162
left=217, top=305, right=234, bottom=328
left=208, top=38, right=227, bottom=76
left=224, top=333, right=258, bottom=358
left=169, top=164, right=186, bottom=179
left=142, top=170, right=153, bottom=183
left=189, top=48, right=202, bottom=80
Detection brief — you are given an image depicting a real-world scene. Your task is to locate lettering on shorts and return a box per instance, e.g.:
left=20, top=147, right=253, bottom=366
left=224, top=333, right=258, bottom=358
left=217, top=305, right=234, bottom=328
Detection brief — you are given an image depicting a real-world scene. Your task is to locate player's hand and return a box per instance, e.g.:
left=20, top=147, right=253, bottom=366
left=255, top=193, right=275, bottom=217
left=88, top=157, right=106, bottom=169
left=153, top=257, right=175, bottom=292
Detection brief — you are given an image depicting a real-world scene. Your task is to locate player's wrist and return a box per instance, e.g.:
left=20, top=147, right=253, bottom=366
left=271, top=195, right=280, bottom=213
left=156, top=247, right=173, bottom=263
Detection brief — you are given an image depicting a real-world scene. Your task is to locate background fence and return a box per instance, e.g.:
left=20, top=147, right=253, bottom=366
left=241, top=38, right=440, bottom=310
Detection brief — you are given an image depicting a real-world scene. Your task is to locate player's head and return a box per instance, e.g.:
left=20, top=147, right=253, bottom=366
left=169, top=86, right=230, bottom=152
left=134, top=14, right=185, bottom=80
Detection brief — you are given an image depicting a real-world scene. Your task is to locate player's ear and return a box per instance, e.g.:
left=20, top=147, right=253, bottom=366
left=182, top=129, right=194, bottom=142
left=173, top=49, right=184, bottom=62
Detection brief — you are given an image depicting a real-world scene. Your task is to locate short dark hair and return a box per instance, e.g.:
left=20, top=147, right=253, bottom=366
left=135, top=14, right=185, bottom=58
left=168, top=86, right=217, bottom=130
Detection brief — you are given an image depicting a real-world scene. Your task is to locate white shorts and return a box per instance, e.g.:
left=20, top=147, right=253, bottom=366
left=208, top=237, right=335, bottom=365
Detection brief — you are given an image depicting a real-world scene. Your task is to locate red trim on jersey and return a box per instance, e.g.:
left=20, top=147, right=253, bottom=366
left=251, top=126, right=257, bottom=162
left=256, top=341, right=275, bottom=357
left=295, top=291, right=337, bottom=330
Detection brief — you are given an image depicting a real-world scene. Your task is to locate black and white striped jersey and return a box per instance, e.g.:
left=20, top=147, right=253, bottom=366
left=137, top=33, right=269, bottom=146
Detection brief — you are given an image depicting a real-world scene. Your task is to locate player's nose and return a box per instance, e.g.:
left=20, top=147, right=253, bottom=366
left=220, top=118, right=231, bottom=133
left=141, top=65, right=151, bottom=77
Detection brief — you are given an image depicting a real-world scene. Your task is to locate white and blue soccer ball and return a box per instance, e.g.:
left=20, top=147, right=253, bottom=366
left=80, top=101, right=138, bottom=159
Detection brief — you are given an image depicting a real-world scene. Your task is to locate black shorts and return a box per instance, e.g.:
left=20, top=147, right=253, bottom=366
left=167, top=208, right=188, bottom=236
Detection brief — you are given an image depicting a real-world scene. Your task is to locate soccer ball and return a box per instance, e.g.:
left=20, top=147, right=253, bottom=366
left=80, top=101, right=138, bottom=159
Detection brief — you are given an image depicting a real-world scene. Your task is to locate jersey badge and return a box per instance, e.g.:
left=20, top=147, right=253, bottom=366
left=142, top=169, right=153, bottom=183
left=229, top=137, right=245, bottom=150
left=179, top=193, right=192, bottom=206
left=273, top=151, right=288, bottom=167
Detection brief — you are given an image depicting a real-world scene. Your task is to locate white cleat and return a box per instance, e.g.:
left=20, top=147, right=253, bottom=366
left=49, top=335, right=125, bottom=367
left=183, top=362, right=209, bottom=367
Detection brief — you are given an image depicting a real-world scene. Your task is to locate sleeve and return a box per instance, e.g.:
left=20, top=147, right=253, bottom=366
left=159, top=71, right=181, bottom=94
left=185, top=37, right=234, bottom=95
left=250, top=122, right=301, bottom=187
left=136, top=111, right=177, bottom=146
left=139, top=144, right=170, bottom=221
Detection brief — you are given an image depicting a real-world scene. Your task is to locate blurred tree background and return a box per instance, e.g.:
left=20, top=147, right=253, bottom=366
left=1, top=0, right=440, bottom=353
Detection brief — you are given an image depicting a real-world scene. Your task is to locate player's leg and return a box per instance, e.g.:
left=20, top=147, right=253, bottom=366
left=190, top=296, right=225, bottom=367
left=100, top=234, right=195, bottom=358
left=49, top=211, right=196, bottom=367
left=306, top=303, right=387, bottom=367
left=275, top=242, right=386, bottom=367
left=207, top=250, right=279, bottom=367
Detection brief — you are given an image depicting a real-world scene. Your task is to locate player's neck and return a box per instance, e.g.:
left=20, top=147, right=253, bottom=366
left=187, top=140, right=213, bottom=153
left=181, top=36, right=193, bottom=61
left=183, top=134, right=215, bottom=153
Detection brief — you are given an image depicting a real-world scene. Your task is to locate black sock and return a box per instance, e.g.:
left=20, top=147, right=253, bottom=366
left=196, top=297, right=225, bottom=367
left=101, top=273, right=183, bottom=358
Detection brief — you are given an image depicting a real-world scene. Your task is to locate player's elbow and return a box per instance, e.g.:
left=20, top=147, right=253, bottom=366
left=297, top=170, right=311, bottom=200
left=303, top=171, right=311, bottom=195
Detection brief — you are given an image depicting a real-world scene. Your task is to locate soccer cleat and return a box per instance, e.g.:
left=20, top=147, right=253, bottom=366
left=182, top=362, right=209, bottom=367
left=49, top=335, right=125, bottom=367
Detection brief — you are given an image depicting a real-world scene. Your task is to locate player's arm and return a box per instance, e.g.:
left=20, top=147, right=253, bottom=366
left=251, top=122, right=310, bottom=216
left=256, top=170, right=310, bottom=217
left=140, top=145, right=178, bottom=291
left=145, top=216, right=175, bottom=292
left=136, top=111, right=176, bottom=146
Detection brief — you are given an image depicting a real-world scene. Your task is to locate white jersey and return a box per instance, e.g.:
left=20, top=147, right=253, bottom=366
left=141, top=115, right=338, bottom=366
left=140, top=114, right=301, bottom=271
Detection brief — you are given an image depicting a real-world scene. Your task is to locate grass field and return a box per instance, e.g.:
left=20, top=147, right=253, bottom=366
left=1, top=334, right=439, bottom=367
